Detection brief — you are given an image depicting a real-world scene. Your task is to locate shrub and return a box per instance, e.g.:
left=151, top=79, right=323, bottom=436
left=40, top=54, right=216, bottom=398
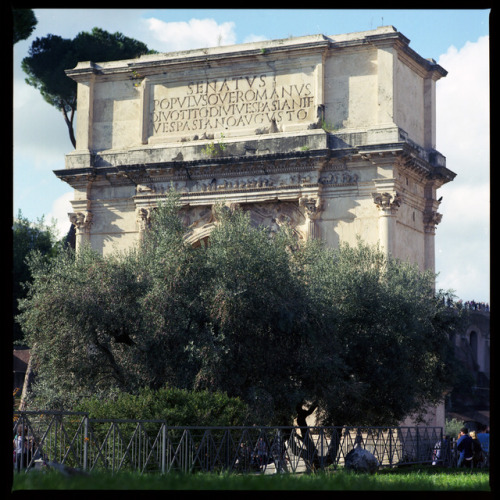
left=74, top=385, right=250, bottom=426
left=445, top=418, right=465, bottom=438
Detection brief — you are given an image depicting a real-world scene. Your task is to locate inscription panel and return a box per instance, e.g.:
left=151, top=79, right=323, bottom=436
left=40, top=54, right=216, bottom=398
left=147, top=68, right=318, bottom=142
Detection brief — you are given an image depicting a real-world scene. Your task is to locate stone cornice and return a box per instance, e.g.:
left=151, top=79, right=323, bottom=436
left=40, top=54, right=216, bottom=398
left=55, top=150, right=330, bottom=191
left=65, top=27, right=445, bottom=83
left=65, top=35, right=331, bottom=81
left=55, top=139, right=455, bottom=189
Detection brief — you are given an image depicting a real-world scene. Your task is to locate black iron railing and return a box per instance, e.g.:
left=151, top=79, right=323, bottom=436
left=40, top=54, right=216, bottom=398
left=13, top=411, right=457, bottom=474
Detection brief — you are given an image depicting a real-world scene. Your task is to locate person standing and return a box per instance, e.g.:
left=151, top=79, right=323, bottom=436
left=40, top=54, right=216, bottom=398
left=14, top=425, right=25, bottom=472
left=432, top=435, right=451, bottom=466
left=477, top=425, right=489, bottom=466
left=469, top=431, right=484, bottom=468
left=456, top=427, right=474, bottom=468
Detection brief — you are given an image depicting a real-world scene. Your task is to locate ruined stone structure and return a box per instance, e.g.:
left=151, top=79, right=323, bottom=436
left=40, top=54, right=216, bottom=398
left=56, top=26, right=454, bottom=267
left=55, top=26, right=456, bottom=427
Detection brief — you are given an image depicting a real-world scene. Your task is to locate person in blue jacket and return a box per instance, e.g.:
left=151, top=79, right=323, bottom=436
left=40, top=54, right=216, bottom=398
left=477, top=425, right=489, bottom=466
left=456, top=427, right=474, bottom=468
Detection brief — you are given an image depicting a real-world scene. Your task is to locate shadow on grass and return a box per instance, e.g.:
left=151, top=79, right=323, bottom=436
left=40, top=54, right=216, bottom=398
left=12, top=467, right=490, bottom=491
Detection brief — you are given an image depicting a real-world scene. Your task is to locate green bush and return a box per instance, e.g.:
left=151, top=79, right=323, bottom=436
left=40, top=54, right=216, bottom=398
left=445, top=418, right=465, bottom=438
left=74, top=385, right=250, bottom=426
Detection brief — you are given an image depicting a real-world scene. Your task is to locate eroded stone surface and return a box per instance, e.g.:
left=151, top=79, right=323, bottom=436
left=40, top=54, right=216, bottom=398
left=57, top=26, right=453, bottom=279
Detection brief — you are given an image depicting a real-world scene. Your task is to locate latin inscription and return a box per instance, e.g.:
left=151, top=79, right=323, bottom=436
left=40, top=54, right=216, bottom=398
left=151, top=73, right=315, bottom=136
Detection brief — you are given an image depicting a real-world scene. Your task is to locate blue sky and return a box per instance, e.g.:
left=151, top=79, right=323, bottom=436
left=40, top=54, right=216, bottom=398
left=12, top=9, right=490, bottom=303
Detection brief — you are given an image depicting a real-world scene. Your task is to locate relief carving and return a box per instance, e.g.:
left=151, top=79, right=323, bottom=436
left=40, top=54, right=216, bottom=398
left=423, top=211, right=443, bottom=230
left=299, top=196, right=323, bottom=220
left=372, top=192, right=402, bottom=213
left=143, top=169, right=320, bottom=196
left=181, top=201, right=306, bottom=245
left=69, top=211, right=93, bottom=232
left=319, top=170, right=358, bottom=185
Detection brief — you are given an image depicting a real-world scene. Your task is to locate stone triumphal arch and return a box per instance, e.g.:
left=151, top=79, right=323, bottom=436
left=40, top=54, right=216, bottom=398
left=57, top=25, right=454, bottom=273
left=56, top=26, right=455, bottom=426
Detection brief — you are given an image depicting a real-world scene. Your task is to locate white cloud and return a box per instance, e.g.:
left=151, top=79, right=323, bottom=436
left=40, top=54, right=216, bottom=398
left=47, top=191, right=74, bottom=239
left=437, top=36, right=489, bottom=184
left=438, top=183, right=489, bottom=230
left=143, top=17, right=237, bottom=52
left=13, top=72, right=71, bottom=168
left=435, top=36, right=490, bottom=302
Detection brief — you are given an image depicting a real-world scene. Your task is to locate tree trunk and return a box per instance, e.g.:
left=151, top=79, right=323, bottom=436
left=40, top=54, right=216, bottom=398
left=296, top=401, right=319, bottom=470
left=19, top=349, right=34, bottom=410
left=61, top=104, right=76, bottom=149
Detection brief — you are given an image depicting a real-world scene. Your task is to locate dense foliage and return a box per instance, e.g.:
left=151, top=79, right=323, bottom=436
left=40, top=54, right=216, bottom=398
left=13, top=211, right=63, bottom=344
left=17, top=193, right=465, bottom=425
left=74, top=385, right=250, bottom=426
left=12, top=8, right=37, bottom=44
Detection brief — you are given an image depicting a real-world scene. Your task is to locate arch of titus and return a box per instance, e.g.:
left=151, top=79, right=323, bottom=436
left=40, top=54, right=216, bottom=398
left=56, top=26, right=455, bottom=425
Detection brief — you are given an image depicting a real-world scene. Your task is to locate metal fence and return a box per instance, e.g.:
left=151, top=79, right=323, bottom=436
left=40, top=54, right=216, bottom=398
left=13, top=411, right=452, bottom=474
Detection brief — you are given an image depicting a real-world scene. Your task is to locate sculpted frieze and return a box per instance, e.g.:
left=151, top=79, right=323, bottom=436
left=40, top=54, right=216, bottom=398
left=133, top=170, right=319, bottom=198
left=180, top=200, right=307, bottom=245
left=318, top=169, right=358, bottom=185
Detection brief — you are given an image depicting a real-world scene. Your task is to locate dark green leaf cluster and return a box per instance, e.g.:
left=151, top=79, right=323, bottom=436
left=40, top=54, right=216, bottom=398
left=13, top=211, right=62, bottom=344
left=12, top=8, right=37, bottom=44
left=20, top=27, right=155, bottom=147
left=17, top=192, right=464, bottom=425
left=74, top=385, right=249, bottom=426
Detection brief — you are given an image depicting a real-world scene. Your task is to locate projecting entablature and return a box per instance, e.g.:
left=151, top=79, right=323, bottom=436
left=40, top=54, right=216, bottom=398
left=56, top=26, right=454, bottom=274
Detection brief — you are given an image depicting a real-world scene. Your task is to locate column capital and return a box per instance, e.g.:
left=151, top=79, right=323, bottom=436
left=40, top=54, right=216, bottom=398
left=299, top=195, right=323, bottom=220
left=136, top=207, right=152, bottom=232
left=69, top=211, right=93, bottom=232
left=423, top=211, right=443, bottom=233
left=299, top=196, right=323, bottom=240
left=372, top=192, right=402, bottom=214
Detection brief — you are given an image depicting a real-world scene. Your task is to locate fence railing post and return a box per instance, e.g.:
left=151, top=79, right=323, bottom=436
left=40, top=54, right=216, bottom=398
left=13, top=412, right=452, bottom=474
left=161, top=424, right=166, bottom=474
left=416, top=428, right=420, bottom=462
left=389, top=428, right=392, bottom=467
left=83, top=415, right=88, bottom=472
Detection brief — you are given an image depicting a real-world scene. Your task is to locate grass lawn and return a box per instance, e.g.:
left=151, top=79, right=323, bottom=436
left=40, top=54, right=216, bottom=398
left=11, top=466, right=490, bottom=491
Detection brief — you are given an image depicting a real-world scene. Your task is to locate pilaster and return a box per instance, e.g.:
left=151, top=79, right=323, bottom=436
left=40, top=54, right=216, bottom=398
left=136, top=207, right=153, bottom=241
left=68, top=62, right=98, bottom=152
left=372, top=191, right=402, bottom=257
left=423, top=210, right=443, bottom=273
left=299, top=195, right=323, bottom=240
left=69, top=211, right=93, bottom=250
left=66, top=173, right=95, bottom=252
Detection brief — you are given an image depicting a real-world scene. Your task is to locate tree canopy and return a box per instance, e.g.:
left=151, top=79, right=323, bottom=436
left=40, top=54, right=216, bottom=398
left=12, top=8, right=37, bottom=44
left=21, top=27, right=155, bottom=148
left=13, top=211, right=63, bottom=345
left=17, top=194, right=465, bottom=425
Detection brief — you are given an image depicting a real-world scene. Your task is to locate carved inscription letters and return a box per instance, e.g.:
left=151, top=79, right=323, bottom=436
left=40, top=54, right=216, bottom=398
left=151, top=73, right=315, bottom=136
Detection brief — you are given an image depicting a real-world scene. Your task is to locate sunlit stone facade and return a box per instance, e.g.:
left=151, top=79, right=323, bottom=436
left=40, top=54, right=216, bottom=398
left=56, top=26, right=456, bottom=428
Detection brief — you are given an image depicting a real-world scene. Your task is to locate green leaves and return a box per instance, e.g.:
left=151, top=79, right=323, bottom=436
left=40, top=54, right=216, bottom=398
left=18, top=193, right=462, bottom=425
left=75, top=385, right=249, bottom=426
left=20, top=27, right=154, bottom=147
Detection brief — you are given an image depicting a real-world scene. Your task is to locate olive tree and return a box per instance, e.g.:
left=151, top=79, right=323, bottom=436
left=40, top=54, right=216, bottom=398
left=18, top=193, right=463, bottom=425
